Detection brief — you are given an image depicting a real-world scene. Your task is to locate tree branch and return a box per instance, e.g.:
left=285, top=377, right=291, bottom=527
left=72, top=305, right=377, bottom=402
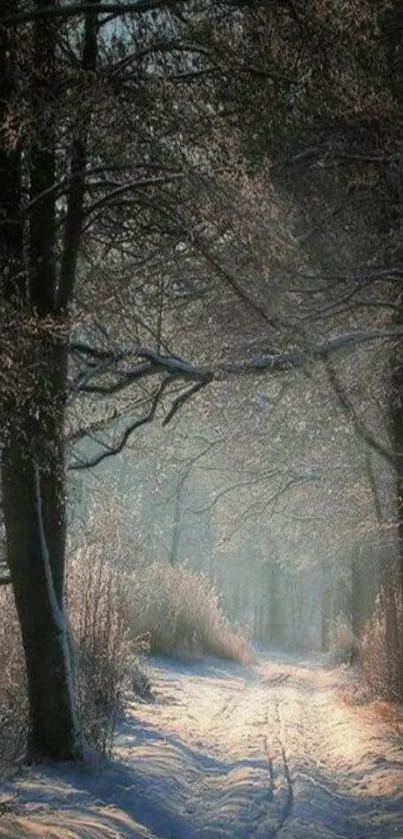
left=24, top=165, right=143, bottom=216
left=70, top=329, right=403, bottom=396
left=58, top=1, right=101, bottom=311
left=70, top=377, right=172, bottom=469
left=68, top=329, right=402, bottom=468
left=83, top=174, right=183, bottom=219
left=324, top=357, right=396, bottom=469
left=162, top=378, right=213, bottom=425
left=187, top=468, right=320, bottom=515
left=216, top=330, right=403, bottom=377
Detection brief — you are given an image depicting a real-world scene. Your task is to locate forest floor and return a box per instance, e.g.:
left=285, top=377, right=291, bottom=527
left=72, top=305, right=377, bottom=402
left=1, top=653, right=403, bottom=838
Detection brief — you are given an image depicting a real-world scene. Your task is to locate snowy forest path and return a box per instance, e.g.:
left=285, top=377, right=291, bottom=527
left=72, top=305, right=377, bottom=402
left=124, top=654, right=403, bottom=838
left=1, top=654, right=403, bottom=838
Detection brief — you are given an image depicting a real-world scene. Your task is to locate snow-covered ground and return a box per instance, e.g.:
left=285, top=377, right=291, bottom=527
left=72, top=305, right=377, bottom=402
left=1, top=654, right=403, bottom=838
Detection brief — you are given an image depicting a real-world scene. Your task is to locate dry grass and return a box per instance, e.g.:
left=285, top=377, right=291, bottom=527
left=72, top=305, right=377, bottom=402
left=0, top=588, right=28, bottom=772
left=66, top=549, right=148, bottom=755
left=0, top=549, right=149, bottom=770
left=358, top=700, right=403, bottom=732
left=126, top=562, right=256, bottom=665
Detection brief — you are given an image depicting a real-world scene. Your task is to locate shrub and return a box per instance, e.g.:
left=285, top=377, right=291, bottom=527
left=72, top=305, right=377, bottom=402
left=0, top=548, right=148, bottom=769
left=125, top=562, right=256, bottom=665
left=66, top=549, right=148, bottom=755
left=330, top=616, right=357, bottom=662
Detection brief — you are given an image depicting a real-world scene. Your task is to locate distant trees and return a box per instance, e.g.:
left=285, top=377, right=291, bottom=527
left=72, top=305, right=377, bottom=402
left=224, top=0, right=403, bottom=673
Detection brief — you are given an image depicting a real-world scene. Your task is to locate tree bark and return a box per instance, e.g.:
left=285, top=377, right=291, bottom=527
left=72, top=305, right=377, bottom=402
left=169, top=484, right=181, bottom=566
left=351, top=547, right=364, bottom=640
left=320, top=561, right=332, bottom=653
left=0, top=0, right=94, bottom=760
left=1, top=340, right=82, bottom=760
left=268, top=561, right=284, bottom=648
left=392, top=382, right=403, bottom=614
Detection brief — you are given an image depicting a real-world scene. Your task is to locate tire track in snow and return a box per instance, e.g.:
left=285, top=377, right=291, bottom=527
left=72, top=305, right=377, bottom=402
left=257, top=673, right=294, bottom=838
left=269, top=699, right=294, bottom=837
left=262, top=703, right=275, bottom=803
left=275, top=701, right=294, bottom=834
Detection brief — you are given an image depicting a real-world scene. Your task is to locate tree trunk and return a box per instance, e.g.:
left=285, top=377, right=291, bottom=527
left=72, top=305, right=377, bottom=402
left=320, top=562, right=331, bottom=652
left=268, top=562, right=284, bottom=648
left=0, top=1, right=97, bottom=761
left=389, top=305, right=403, bottom=696
left=169, top=485, right=181, bottom=566
left=1, top=340, right=82, bottom=761
left=351, top=547, right=363, bottom=640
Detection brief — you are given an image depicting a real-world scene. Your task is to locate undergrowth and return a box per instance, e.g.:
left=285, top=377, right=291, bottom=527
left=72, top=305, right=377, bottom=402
left=0, top=550, right=253, bottom=773
left=329, top=616, right=357, bottom=663
left=0, top=587, right=27, bottom=771
left=66, top=550, right=148, bottom=756
left=0, top=550, right=147, bottom=771
left=126, top=562, right=256, bottom=665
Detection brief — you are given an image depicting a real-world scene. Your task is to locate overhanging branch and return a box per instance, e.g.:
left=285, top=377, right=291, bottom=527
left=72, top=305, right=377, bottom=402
left=215, top=329, right=403, bottom=377
left=70, top=376, right=172, bottom=469
left=324, top=357, right=396, bottom=469
left=162, top=378, right=213, bottom=425
left=83, top=174, right=184, bottom=219
left=69, top=328, right=402, bottom=468
left=71, top=329, right=403, bottom=395
left=3, top=1, right=186, bottom=26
